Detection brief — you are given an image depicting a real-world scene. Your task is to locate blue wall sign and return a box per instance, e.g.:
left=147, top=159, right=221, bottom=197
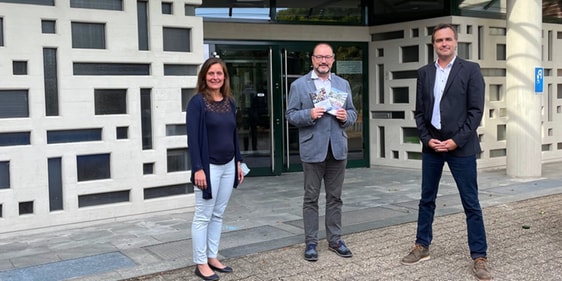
left=535, top=67, right=544, bottom=93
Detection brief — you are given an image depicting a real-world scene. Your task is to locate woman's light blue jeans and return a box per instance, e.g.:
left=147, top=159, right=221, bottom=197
left=192, top=158, right=235, bottom=264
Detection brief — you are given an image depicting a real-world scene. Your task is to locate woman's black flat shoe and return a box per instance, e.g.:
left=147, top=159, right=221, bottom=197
left=194, top=267, right=220, bottom=281
left=208, top=263, right=233, bottom=273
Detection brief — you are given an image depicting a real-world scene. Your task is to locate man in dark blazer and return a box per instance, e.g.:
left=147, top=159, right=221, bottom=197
left=401, top=24, right=492, bottom=281
left=286, top=43, right=357, bottom=262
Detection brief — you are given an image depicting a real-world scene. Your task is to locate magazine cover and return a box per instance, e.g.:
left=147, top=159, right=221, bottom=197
left=310, top=87, right=348, bottom=115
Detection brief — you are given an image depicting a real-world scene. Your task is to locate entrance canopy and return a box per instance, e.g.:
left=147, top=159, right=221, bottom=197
left=197, top=1, right=561, bottom=25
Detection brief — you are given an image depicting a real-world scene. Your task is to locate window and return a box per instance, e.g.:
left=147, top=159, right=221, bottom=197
left=0, top=132, right=31, bottom=146
left=47, top=129, right=102, bottom=144
left=372, top=111, right=405, bottom=119
left=48, top=158, right=63, bottom=211
left=427, top=43, right=434, bottom=63
left=379, top=126, right=385, bottom=158
left=401, top=45, right=419, bottom=63
left=496, top=44, right=506, bottom=61
left=166, top=124, right=186, bottom=136
left=78, top=190, right=129, bottom=207
left=392, top=70, right=417, bottom=80
left=0, top=0, right=54, bottom=5
left=402, top=128, right=419, bottom=144
left=73, top=63, right=150, bottom=75
left=164, top=64, right=198, bottom=76
left=407, top=151, right=422, bottom=160
left=116, top=127, right=128, bottom=139
left=185, top=4, right=195, bottom=16
left=144, top=184, right=191, bottom=199
left=0, top=161, right=9, bottom=189
left=44, top=48, right=59, bottom=116
left=167, top=148, right=188, bottom=172
left=19, top=201, right=34, bottom=215
left=0, top=90, right=29, bottom=118
left=13, top=61, right=28, bottom=75
left=141, top=89, right=152, bottom=149
left=392, top=87, right=409, bottom=103
left=0, top=17, right=4, bottom=46
left=163, top=27, right=191, bottom=52
left=70, top=0, right=122, bottom=10
left=489, top=85, right=503, bottom=101
left=490, top=149, right=507, bottom=158
left=143, top=163, right=154, bottom=175
left=41, top=20, right=56, bottom=33
left=489, top=27, right=507, bottom=36
left=162, top=2, right=172, bottom=14
left=137, top=1, right=149, bottom=50
left=377, top=64, right=384, bottom=103
left=181, top=88, right=195, bottom=112
left=95, top=89, right=127, bottom=115
left=497, top=124, right=507, bottom=141
left=71, top=22, right=106, bottom=49
left=457, top=42, right=471, bottom=60
left=197, top=1, right=364, bottom=25
left=77, top=153, right=111, bottom=181
left=372, top=30, right=404, bottom=41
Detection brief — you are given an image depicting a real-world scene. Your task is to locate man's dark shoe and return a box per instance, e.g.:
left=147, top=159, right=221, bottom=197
left=473, top=257, right=492, bottom=280
left=328, top=240, right=353, bottom=258
left=401, top=244, right=430, bottom=265
left=304, top=243, right=318, bottom=261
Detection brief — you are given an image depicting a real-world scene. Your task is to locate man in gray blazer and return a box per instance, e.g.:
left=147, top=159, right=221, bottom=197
left=286, top=43, right=357, bottom=262
left=401, top=24, right=492, bottom=281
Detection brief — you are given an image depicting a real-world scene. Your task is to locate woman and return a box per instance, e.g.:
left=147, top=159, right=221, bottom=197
left=186, top=57, right=245, bottom=281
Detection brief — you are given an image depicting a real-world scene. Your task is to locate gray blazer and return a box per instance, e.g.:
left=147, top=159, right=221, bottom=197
left=286, top=71, right=357, bottom=163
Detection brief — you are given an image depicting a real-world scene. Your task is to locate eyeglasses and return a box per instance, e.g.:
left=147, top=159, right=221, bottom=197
left=312, top=55, right=334, bottom=60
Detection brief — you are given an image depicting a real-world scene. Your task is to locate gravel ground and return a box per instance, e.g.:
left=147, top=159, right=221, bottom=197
left=123, top=193, right=562, bottom=281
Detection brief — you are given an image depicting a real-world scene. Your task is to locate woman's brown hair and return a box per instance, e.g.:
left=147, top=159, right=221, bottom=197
left=196, top=57, right=232, bottom=102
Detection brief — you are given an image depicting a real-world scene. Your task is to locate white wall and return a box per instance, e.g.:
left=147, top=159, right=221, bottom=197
left=0, top=0, right=203, bottom=234
left=369, top=16, right=562, bottom=169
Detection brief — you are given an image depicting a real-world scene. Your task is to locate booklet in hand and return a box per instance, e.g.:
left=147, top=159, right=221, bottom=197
left=310, top=87, right=348, bottom=115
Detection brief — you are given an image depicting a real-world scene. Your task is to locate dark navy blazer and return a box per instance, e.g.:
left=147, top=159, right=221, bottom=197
left=414, top=57, right=485, bottom=157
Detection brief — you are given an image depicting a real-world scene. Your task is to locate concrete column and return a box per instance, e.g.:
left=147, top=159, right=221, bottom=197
left=505, top=0, right=542, bottom=177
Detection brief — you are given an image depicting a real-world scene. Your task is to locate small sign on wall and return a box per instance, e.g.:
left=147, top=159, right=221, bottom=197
left=336, top=61, right=363, bottom=74
left=535, top=67, right=543, bottom=94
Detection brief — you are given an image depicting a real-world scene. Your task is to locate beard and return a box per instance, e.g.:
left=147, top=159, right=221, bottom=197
left=315, top=65, right=331, bottom=75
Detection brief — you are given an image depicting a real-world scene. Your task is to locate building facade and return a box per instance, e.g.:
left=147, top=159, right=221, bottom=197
left=0, top=0, right=203, bottom=234
left=1, top=0, right=561, bottom=234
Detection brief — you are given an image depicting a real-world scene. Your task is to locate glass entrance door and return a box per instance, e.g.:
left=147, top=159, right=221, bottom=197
left=212, top=42, right=368, bottom=176
left=281, top=44, right=368, bottom=171
left=281, top=47, right=313, bottom=172
left=215, top=45, right=276, bottom=176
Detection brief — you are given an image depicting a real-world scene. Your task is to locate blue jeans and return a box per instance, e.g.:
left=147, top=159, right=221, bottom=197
left=192, top=158, right=235, bottom=264
left=415, top=153, right=488, bottom=259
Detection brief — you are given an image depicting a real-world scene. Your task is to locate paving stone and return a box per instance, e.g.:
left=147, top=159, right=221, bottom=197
left=1, top=163, right=562, bottom=281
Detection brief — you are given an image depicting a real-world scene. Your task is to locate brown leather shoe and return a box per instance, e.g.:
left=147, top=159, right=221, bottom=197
left=473, top=257, right=492, bottom=280
left=401, top=244, right=430, bottom=265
